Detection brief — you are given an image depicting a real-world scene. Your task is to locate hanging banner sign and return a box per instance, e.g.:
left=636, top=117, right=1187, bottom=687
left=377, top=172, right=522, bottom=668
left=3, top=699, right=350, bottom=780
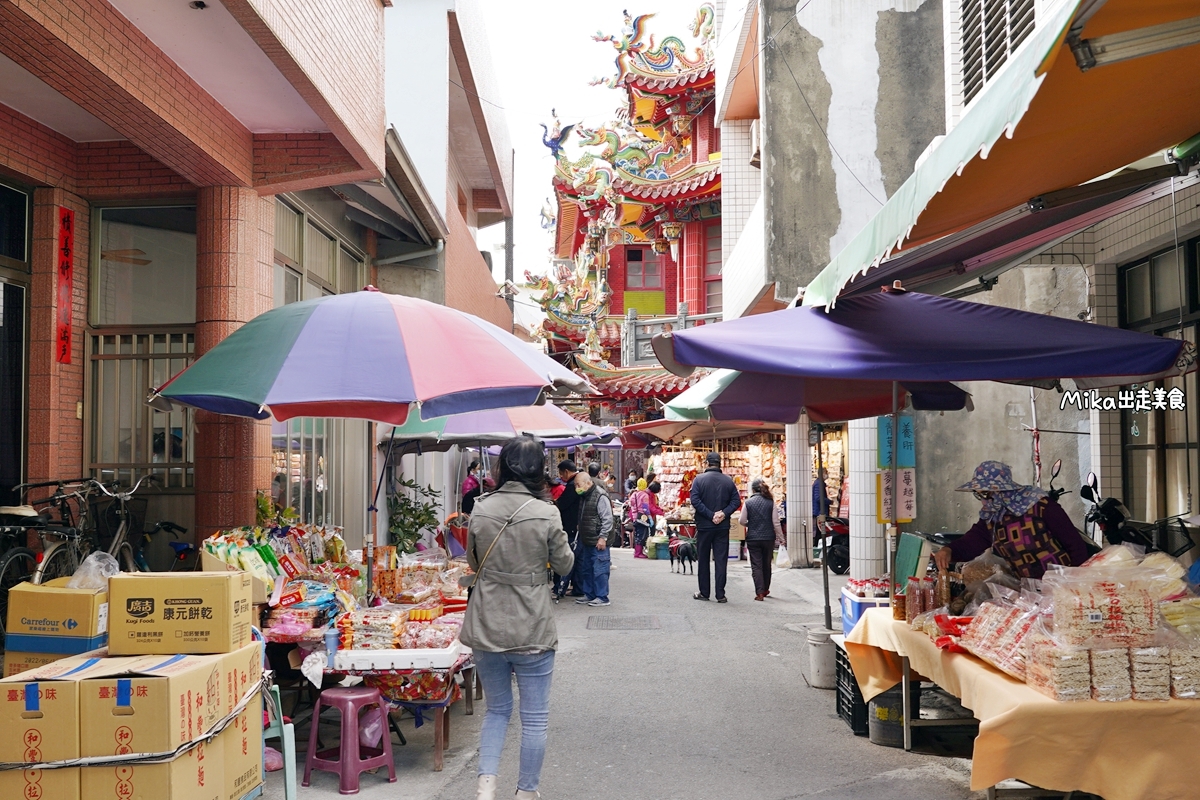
left=876, top=468, right=916, bottom=523
left=55, top=207, right=75, bottom=364
left=877, top=415, right=915, bottom=469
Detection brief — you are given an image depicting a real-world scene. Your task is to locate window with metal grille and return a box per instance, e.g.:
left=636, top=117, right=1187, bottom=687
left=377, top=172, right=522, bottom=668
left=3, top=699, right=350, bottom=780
left=961, top=0, right=1035, bottom=106
left=89, top=331, right=194, bottom=490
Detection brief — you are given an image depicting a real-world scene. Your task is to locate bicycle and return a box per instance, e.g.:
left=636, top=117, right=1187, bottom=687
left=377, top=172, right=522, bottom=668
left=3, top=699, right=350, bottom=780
left=34, top=475, right=166, bottom=582
left=81, top=476, right=192, bottom=573
left=0, top=478, right=95, bottom=634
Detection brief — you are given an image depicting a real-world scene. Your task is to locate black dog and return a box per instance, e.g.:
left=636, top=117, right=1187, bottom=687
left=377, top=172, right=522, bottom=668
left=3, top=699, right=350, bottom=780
left=669, top=533, right=696, bottom=575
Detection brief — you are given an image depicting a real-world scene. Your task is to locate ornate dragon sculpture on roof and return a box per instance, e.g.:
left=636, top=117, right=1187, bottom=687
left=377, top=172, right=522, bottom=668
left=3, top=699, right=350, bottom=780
left=592, top=4, right=715, bottom=88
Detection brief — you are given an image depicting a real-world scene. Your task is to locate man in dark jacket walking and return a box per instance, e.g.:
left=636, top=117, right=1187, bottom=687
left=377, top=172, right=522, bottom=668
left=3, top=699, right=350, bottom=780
left=689, top=452, right=741, bottom=602
left=554, top=460, right=582, bottom=598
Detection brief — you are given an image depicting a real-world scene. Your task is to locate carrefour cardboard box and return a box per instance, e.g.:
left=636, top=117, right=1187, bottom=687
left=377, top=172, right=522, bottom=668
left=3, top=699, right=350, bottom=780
left=221, top=643, right=264, bottom=800
left=79, top=652, right=226, bottom=800
left=108, top=572, right=252, bottom=655
left=5, top=578, right=109, bottom=667
left=0, top=653, right=144, bottom=800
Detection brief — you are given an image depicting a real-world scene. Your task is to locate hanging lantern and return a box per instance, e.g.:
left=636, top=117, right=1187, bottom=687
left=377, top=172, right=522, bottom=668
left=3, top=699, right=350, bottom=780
left=661, top=222, right=683, bottom=262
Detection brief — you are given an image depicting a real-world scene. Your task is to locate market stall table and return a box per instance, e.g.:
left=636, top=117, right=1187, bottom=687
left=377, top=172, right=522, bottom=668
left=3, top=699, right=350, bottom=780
left=845, top=608, right=1200, bottom=800
left=325, top=650, right=480, bottom=771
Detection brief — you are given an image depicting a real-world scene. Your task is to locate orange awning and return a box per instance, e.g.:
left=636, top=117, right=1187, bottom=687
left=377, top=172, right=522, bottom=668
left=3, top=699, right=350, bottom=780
left=807, top=0, right=1200, bottom=306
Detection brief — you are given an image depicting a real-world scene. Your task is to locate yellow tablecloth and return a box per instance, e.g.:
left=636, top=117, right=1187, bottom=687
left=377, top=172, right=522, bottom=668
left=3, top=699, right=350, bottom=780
left=845, top=608, right=1200, bottom=800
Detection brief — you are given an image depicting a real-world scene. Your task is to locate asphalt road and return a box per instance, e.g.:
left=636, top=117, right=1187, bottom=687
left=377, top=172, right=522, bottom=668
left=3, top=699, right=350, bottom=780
left=268, top=549, right=990, bottom=800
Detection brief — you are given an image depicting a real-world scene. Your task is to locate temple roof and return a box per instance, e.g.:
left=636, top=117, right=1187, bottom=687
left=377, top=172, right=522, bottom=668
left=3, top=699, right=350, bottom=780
left=592, top=6, right=715, bottom=94
left=575, top=355, right=705, bottom=399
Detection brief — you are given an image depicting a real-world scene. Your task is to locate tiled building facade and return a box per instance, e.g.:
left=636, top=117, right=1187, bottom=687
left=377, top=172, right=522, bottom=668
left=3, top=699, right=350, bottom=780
left=0, top=0, right=388, bottom=542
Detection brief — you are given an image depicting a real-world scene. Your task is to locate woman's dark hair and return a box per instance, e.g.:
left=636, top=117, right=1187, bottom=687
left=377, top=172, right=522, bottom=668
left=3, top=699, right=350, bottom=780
left=496, top=436, right=549, bottom=499
left=648, top=481, right=661, bottom=493
left=751, top=477, right=774, bottom=502
left=467, top=459, right=480, bottom=472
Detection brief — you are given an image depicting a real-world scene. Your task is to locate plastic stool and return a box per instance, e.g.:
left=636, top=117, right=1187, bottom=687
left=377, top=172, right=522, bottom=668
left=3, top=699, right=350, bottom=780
left=303, top=686, right=396, bottom=794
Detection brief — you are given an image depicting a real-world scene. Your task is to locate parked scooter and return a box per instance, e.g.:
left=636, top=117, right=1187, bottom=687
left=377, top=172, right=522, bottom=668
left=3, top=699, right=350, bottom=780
left=814, top=516, right=850, bottom=575
left=1079, top=472, right=1196, bottom=557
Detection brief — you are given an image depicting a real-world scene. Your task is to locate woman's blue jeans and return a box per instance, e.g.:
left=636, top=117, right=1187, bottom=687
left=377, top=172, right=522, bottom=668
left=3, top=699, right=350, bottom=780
left=475, top=648, right=556, bottom=792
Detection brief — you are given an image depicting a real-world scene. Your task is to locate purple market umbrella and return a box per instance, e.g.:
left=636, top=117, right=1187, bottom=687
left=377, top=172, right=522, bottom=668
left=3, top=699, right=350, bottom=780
left=653, top=289, right=1196, bottom=387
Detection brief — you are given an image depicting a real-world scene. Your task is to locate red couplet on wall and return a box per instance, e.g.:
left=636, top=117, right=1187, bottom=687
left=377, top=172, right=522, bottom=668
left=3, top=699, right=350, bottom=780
left=55, top=207, right=74, bottom=364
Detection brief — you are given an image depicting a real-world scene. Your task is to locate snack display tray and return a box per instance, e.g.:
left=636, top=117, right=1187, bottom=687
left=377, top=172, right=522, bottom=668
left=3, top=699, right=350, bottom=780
left=332, top=639, right=467, bottom=671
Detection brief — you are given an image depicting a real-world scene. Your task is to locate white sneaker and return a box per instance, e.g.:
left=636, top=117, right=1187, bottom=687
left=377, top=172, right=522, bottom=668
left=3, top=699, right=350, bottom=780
left=587, top=598, right=611, bottom=606
left=477, top=774, right=498, bottom=800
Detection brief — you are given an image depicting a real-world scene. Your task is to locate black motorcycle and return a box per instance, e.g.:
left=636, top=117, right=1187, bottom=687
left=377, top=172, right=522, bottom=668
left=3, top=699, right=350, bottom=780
left=1079, top=471, right=1195, bottom=557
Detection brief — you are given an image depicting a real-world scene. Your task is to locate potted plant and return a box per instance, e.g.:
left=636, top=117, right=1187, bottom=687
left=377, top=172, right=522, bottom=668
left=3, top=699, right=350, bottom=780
left=387, top=478, right=442, bottom=553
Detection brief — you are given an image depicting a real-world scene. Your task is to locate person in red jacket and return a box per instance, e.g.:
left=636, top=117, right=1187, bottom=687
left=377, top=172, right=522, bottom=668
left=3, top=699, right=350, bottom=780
left=933, top=461, right=1090, bottom=580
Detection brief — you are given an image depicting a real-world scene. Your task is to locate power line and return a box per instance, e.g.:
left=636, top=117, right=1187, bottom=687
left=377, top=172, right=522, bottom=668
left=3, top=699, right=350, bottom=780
left=450, top=78, right=506, bottom=111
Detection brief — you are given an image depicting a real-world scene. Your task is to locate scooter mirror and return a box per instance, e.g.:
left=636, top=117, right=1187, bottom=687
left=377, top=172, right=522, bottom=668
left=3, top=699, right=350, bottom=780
left=1080, top=485, right=1095, bottom=503
left=1051, top=459, right=1062, bottom=479
left=1087, top=471, right=1099, bottom=492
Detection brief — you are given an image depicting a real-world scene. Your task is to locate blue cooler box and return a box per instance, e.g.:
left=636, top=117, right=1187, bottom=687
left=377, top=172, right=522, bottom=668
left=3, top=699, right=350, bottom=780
left=841, top=586, right=891, bottom=635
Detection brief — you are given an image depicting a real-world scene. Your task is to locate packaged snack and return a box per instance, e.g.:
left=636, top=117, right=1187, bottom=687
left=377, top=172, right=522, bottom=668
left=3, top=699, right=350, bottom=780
left=1090, top=648, right=1132, bottom=702
left=1130, top=646, right=1171, bottom=701
left=906, top=577, right=924, bottom=624
left=1046, top=569, right=1158, bottom=648
left=958, top=598, right=1042, bottom=680
left=1024, top=623, right=1091, bottom=702
left=1170, top=645, right=1200, bottom=699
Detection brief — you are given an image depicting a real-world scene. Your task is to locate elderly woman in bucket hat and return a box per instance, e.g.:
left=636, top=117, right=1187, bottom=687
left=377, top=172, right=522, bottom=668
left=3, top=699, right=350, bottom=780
left=932, top=461, right=1090, bottom=579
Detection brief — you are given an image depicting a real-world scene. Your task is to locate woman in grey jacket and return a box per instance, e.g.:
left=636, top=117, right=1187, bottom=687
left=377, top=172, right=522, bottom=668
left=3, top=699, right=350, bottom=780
left=462, top=436, right=574, bottom=800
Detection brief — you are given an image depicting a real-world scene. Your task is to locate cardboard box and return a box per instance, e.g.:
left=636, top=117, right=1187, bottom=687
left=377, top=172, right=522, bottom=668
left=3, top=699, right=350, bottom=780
left=108, top=573, right=253, bottom=656
left=5, top=651, right=73, bottom=678
left=200, top=550, right=272, bottom=604
left=79, top=653, right=227, bottom=800
left=5, top=578, right=108, bottom=656
left=221, top=643, right=264, bottom=800
left=0, top=654, right=143, bottom=800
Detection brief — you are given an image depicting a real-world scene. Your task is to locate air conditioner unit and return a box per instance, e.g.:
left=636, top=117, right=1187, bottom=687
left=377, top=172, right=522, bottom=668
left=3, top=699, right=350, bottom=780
left=749, top=119, right=762, bottom=169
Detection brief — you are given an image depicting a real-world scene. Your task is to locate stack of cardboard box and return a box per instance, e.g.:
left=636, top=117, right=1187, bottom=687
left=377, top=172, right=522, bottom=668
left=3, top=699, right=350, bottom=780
left=1, top=572, right=263, bottom=800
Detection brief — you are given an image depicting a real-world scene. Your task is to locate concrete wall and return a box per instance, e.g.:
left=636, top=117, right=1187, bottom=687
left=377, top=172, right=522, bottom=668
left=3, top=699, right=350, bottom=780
left=385, top=0, right=452, bottom=220
left=761, top=0, right=943, bottom=300
left=912, top=266, right=1092, bottom=534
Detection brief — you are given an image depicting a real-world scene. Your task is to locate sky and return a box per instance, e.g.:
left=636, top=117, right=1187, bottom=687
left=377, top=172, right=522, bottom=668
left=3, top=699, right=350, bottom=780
left=475, top=1, right=705, bottom=332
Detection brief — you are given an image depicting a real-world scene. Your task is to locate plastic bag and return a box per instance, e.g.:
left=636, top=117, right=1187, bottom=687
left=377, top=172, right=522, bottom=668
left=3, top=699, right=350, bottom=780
left=1083, top=542, right=1145, bottom=568
left=66, top=551, right=119, bottom=589
left=960, top=551, right=1012, bottom=589
left=264, top=746, right=284, bottom=772
left=359, top=706, right=384, bottom=748
left=1089, top=648, right=1131, bottom=701
left=1044, top=566, right=1159, bottom=648
left=958, top=594, right=1043, bottom=680
left=1130, top=646, right=1171, bottom=701
left=774, top=545, right=791, bottom=569
left=1023, top=617, right=1090, bottom=702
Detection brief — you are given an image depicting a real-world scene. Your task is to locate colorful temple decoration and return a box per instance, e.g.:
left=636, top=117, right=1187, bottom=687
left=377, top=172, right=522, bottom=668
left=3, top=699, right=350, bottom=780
left=531, top=5, right=720, bottom=422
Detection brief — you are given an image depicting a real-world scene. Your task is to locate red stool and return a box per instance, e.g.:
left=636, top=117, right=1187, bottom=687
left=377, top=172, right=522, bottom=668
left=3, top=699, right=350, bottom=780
left=303, top=686, right=397, bottom=794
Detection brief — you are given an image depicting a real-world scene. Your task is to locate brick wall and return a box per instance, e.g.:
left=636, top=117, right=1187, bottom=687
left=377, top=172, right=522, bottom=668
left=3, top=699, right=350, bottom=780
left=0, top=0, right=253, bottom=186
left=26, top=188, right=88, bottom=484
left=442, top=189, right=512, bottom=330
left=0, top=102, right=196, bottom=202
left=225, top=0, right=385, bottom=177
left=192, top=187, right=274, bottom=536
left=253, top=133, right=364, bottom=193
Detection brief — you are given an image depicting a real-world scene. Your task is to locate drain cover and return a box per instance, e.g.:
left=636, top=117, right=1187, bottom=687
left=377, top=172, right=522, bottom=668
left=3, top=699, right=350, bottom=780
left=587, top=615, right=662, bottom=630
